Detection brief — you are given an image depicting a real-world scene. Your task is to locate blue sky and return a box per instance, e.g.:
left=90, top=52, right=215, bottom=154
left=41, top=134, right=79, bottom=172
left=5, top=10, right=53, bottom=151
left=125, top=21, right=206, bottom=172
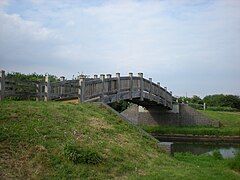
left=0, top=0, right=239, bottom=97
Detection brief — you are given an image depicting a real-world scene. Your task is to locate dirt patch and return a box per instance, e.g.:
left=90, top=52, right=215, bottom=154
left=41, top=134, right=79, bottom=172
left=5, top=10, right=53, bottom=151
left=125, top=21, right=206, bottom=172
left=89, top=117, right=113, bottom=130
left=62, top=99, right=79, bottom=104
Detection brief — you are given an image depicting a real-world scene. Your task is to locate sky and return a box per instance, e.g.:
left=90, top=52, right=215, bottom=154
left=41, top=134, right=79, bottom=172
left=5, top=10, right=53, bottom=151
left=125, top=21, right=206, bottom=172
left=0, top=0, right=239, bottom=97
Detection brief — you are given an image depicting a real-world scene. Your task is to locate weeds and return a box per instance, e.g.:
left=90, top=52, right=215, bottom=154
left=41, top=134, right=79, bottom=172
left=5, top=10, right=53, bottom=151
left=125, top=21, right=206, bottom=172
left=212, top=150, right=223, bottom=160
left=228, top=152, right=240, bottom=172
left=64, top=144, right=103, bottom=164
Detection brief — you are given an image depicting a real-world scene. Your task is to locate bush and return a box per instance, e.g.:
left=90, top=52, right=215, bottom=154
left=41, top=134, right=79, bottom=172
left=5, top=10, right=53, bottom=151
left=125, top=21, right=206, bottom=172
left=189, top=103, right=239, bottom=112
left=203, top=94, right=240, bottom=110
left=206, top=106, right=238, bottom=112
left=212, top=150, right=223, bottom=160
left=188, top=103, right=203, bottom=110
left=64, top=144, right=103, bottom=164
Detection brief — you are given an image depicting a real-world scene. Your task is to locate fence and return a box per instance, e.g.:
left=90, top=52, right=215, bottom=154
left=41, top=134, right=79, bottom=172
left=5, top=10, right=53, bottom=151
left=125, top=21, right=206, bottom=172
left=0, top=70, right=173, bottom=108
left=188, top=103, right=239, bottom=112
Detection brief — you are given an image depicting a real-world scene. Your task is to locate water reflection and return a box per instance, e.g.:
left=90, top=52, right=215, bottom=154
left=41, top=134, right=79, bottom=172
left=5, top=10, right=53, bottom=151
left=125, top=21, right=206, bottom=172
left=167, top=142, right=240, bottom=158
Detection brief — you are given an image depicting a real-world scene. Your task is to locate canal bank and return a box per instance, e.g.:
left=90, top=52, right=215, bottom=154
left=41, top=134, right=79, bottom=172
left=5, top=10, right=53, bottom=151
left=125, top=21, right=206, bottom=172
left=152, top=133, right=240, bottom=143
left=155, top=133, right=240, bottom=158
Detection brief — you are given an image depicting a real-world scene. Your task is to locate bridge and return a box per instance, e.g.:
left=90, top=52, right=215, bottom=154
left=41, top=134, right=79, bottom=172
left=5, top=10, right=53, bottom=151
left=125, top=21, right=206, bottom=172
left=0, top=70, right=173, bottom=109
left=1, top=70, right=220, bottom=127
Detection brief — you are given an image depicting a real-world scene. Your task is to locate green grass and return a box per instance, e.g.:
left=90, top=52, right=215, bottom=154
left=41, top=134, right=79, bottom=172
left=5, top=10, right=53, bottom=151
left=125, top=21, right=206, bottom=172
left=174, top=152, right=240, bottom=176
left=142, top=125, right=240, bottom=136
left=142, top=110, right=240, bottom=136
left=0, top=101, right=239, bottom=179
left=200, top=110, right=240, bottom=128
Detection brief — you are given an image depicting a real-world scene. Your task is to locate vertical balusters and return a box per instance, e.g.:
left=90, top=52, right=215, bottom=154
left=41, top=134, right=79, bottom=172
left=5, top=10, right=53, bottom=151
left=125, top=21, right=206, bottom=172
left=129, top=73, right=133, bottom=100
left=164, top=87, right=167, bottom=106
left=44, top=75, right=50, bottom=101
left=78, top=75, right=85, bottom=103
left=60, top=76, right=65, bottom=98
left=157, top=82, right=160, bottom=104
left=138, top=73, right=143, bottom=101
left=149, top=78, right=152, bottom=101
left=100, top=74, right=105, bottom=101
left=0, top=70, right=5, bottom=101
left=116, top=73, right=120, bottom=102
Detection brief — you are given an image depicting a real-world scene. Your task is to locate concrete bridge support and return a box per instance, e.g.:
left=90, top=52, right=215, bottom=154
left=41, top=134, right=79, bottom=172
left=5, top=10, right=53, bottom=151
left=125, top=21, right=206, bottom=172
left=121, top=103, right=220, bottom=127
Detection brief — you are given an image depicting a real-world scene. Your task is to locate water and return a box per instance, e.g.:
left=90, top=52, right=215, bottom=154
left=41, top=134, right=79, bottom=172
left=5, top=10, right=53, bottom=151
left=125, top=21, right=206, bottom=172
left=161, top=142, right=240, bottom=158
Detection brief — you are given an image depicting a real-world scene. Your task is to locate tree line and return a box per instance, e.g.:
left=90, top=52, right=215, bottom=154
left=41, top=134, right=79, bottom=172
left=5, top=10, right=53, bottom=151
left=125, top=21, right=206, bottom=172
left=178, top=94, right=240, bottom=110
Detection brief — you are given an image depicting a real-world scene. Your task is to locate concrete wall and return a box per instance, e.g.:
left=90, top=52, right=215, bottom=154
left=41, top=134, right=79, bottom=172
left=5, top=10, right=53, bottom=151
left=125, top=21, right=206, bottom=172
left=121, top=103, right=220, bottom=127
left=120, top=104, right=139, bottom=124
left=178, top=104, right=220, bottom=127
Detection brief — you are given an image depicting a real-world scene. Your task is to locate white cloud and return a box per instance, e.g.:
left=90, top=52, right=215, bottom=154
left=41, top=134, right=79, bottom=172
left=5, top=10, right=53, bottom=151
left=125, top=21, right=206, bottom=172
left=0, top=0, right=239, bottom=96
left=0, top=12, right=56, bottom=41
left=0, top=0, right=9, bottom=8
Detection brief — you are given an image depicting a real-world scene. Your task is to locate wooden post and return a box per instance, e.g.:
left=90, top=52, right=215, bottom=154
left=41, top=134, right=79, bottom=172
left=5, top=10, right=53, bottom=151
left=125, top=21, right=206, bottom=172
left=164, top=87, right=167, bottom=106
left=157, top=82, right=160, bottom=104
left=169, top=91, right=172, bottom=107
left=138, top=73, right=143, bottom=101
left=106, top=74, right=112, bottom=93
left=116, top=73, right=120, bottom=102
left=100, top=74, right=105, bottom=101
left=0, top=70, right=5, bottom=101
left=35, top=83, right=39, bottom=101
left=204, top=103, right=206, bottom=111
left=129, top=73, right=133, bottom=100
left=149, top=78, right=152, bottom=101
left=44, top=75, right=50, bottom=101
left=60, top=76, right=65, bottom=98
left=78, top=75, right=85, bottom=103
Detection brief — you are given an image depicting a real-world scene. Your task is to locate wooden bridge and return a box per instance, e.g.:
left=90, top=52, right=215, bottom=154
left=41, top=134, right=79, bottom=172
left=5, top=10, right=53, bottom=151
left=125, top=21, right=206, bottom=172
left=0, top=70, right=173, bottom=109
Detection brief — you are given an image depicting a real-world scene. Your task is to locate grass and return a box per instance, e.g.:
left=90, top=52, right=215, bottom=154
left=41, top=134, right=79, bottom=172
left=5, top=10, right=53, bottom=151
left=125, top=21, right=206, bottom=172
left=141, top=110, right=240, bottom=136
left=200, top=110, right=240, bottom=128
left=174, top=152, right=240, bottom=176
left=0, top=101, right=239, bottom=179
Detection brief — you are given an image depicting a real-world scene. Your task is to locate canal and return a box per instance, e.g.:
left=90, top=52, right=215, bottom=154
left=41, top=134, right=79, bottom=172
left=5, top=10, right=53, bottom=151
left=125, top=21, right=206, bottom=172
left=163, top=141, right=240, bottom=158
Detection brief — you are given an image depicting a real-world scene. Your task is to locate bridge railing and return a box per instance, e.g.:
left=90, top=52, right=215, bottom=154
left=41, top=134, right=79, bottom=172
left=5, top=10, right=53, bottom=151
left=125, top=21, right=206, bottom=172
left=81, top=73, right=172, bottom=108
left=0, top=70, right=172, bottom=109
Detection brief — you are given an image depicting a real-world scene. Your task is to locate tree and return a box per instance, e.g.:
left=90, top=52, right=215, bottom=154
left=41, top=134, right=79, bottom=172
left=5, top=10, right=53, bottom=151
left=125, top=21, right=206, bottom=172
left=203, top=94, right=240, bottom=110
left=191, top=95, right=203, bottom=104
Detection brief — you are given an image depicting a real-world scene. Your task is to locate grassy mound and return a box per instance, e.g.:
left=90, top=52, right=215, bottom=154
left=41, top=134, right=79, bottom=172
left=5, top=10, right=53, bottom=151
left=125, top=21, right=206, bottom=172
left=0, top=101, right=239, bottom=179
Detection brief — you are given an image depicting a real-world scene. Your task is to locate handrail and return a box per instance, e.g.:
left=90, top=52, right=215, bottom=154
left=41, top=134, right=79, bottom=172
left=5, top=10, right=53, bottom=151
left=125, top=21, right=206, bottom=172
left=0, top=70, right=173, bottom=109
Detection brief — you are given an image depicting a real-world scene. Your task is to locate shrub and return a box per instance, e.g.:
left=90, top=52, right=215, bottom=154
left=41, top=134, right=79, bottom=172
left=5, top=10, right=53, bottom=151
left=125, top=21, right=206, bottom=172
left=189, top=103, right=239, bottom=112
left=189, top=103, right=203, bottom=110
left=212, top=150, right=223, bottom=160
left=206, top=106, right=238, bottom=112
left=64, top=144, right=103, bottom=164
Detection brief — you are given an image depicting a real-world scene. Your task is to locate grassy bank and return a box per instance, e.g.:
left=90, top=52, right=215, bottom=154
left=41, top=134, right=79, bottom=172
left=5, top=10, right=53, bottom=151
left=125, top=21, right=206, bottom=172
left=0, top=101, right=239, bottom=179
left=200, top=110, right=240, bottom=128
left=142, top=110, right=240, bottom=136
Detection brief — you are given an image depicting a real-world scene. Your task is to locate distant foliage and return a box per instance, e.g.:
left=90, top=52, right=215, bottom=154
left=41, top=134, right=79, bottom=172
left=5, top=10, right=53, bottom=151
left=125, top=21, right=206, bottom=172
left=7, top=72, right=58, bottom=82
left=5, top=72, right=59, bottom=100
left=178, top=95, right=203, bottom=104
left=203, top=94, right=240, bottom=110
left=178, top=94, right=240, bottom=111
left=64, top=144, right=103, bottom=164
left=206, top=106, right=238, bottom=112
left=188, top=103, right=204, bottom=110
